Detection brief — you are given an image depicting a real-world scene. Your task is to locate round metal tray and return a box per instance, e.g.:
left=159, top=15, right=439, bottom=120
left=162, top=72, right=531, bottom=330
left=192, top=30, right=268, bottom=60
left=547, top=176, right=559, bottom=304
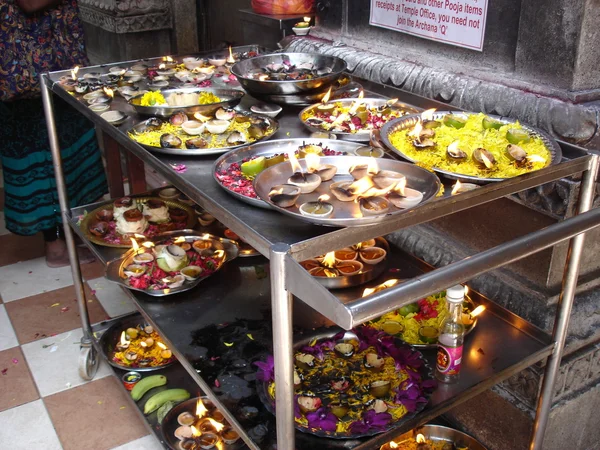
left=254, top=80, right=363, bottom=106
left=99, top=313, right=175, bottom=372
left=299, top=98, right=419, bottom=142
left=105, top=231, right=239, bottom=297
left=80, top=197, right=197, bottom=248
left=128, top=87, right=244, bottom=117
left=161, top=397, right=245, bottom=450
left=127, top=113, right=279, bottom=156
left=254, top=156, right=441, bottom=227
left=212, top=138, right=367, bottom=209
left=308, top=237, right=390, bottom=289
left=394, top=424, right=489, bottom=449
left=231, top=52, right=347, bottom=95
left=380, top=111, right=563, bottom=183
left=256, top=328, right=434, bottom=439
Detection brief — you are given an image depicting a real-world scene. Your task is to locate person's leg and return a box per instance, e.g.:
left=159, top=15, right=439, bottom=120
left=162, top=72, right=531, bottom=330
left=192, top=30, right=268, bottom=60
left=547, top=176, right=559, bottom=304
left=43, top=225, right=95, bottom=268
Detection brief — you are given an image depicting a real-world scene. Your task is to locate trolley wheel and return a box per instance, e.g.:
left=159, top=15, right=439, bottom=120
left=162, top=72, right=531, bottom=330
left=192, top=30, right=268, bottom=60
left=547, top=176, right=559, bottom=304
left=78, top=345, right=99, bottom=380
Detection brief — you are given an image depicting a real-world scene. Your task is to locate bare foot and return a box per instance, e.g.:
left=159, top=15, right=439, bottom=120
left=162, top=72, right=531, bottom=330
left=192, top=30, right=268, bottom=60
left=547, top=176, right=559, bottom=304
left=46, top=239, right=96, bottom=268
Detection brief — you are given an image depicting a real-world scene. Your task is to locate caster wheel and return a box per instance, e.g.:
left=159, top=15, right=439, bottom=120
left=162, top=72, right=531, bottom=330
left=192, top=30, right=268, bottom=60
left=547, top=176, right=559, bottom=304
left=78, top=345, right=99, bottom=380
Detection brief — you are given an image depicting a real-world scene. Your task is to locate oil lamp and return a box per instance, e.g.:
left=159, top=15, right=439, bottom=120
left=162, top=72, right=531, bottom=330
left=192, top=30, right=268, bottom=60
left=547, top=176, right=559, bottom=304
left=379, top=439, right=399, bottom=450
left=359, top=196, right=390, bottom=216
left=299, top=194, right=334, bottom=218
left=268, top=185, right=301, bottom=208
left=116, top=331, right=130, bottom=351
left=305, top=153, right=337, bottom=181
left=451, top=179, right=480, bottom=195
left=388, top=177, right=423, bottom=209
left=286, top=151, right=321, bottom=193
left=293, top=16, right=312, bottom=35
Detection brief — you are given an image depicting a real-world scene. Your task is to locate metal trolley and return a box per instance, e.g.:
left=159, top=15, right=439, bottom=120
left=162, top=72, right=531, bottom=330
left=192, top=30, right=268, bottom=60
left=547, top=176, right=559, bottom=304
left=40, top=49, right=600, bottom=450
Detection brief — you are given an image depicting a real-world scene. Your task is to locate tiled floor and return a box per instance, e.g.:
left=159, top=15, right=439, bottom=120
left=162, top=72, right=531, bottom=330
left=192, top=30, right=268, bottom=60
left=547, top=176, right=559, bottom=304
left=0, top=181, right=163, bottom=449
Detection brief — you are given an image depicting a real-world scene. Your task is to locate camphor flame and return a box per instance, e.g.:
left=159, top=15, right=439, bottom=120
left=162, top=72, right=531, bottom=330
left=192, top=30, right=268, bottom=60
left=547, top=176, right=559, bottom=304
left=258, top=74, right=269, bottom=81
left=287, top=150, right=303, bottom=175
left=130, top=238, right=140, bottom=252
left=303, top=16, right=311, bottom=23
left=421, top=108, right=437, bottom=121
left=451, top=179, right=463, bottom=196
left=395, top=177, right=407, bottom=197
left=162, top=56, right=174, bottom=62
left=321, top=87, right=332, bottom=103
left=348, top=90, right=365, bottom=115
left=348, top=176, right=375, bottom=196
left=142, top=241, right=155, bottom=248
left=464, top=285, right=469, bottom=296
left=470, top=305, right=486, bottom=318
left=191, top=425, right=202, bottom=438
left=480, top=152, right=494, bottom=169
left=305, top=152, right=321, bottom=173
left=408, top=121, right=423, bottom=139
left=103, top=87, right=114, bottom=98
left=389, top=441, right=399, bottom=449
left=196, top=398, right=208, bottom=418
left=226, top=46, right=235, bottom=64
left=322, top=252, right=337, bottom=268
left=213, top=250, right=225, bottom=259
left=71, top=66, right=79, bottom=81
left=362, top=279, right=400, bottom=297
left=207, top=418, right=225, bottom=432
left=119, top=331, right=130, bottom=347
left=367, top=157, right=380, bottom=176
left=416, top=434, right=426, bottom=444
left=159, top=63, right=166, bottom=70
left=318, top=194, right=330, bottom=203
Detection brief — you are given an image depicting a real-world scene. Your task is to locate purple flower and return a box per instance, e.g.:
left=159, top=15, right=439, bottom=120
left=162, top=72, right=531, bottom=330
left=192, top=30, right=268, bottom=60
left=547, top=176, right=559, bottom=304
left=395, top=381, right=428, bottom=413
left=306, top=407, right=338, bottom=432
left=198, top=80, right=212, bottom=87
left=355, top=325, right=384, bottom=352
left=349, top=409, right=392, bottom=434
left=253, top=355, right=274, bottom=382
left=170, top=163, right=187, bottom=174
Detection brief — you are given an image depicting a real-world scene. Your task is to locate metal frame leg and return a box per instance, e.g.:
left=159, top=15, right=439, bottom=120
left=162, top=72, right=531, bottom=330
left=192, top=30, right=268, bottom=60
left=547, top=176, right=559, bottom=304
left=270, top=244, right=296, bottom=450
left=530, top=155, right=600, bottom=449
left=40, top=76, right=93, bottom=344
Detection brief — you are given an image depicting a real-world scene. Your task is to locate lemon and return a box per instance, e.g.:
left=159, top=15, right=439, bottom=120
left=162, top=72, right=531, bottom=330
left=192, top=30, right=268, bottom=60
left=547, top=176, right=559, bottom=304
left=241, top=156, right=266, bottom=178
left=381, top=321, right=404, bottom=335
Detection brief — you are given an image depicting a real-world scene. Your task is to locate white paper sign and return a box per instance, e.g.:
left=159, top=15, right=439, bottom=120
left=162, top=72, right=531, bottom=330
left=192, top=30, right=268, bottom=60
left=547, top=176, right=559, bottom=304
left=369, top=0, right=489, bottom=51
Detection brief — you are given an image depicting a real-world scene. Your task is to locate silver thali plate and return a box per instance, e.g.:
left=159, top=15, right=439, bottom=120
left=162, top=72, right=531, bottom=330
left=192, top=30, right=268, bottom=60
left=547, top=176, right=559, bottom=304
left=212, top=138, right=368, bottom=209
left=128, top=87, right=244, bottom=117
left=393, top=424, right=489, bottom=449
left=127, top=113, right=279, bottom=156
left=299, top=98, right=420, bottom=142
left=254, top=80, right=363, bottom=106
left=253, top=156, right=441, bottom=227
left=105, top=231, right=239, bottom=297
left=380, top=111, right=563, bottom=183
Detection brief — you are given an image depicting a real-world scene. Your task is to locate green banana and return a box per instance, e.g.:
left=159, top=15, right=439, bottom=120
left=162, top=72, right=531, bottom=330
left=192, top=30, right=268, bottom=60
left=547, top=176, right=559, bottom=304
left=131, top=374, right=167, bottom=401
left=144, top=388, right=190, bottom=415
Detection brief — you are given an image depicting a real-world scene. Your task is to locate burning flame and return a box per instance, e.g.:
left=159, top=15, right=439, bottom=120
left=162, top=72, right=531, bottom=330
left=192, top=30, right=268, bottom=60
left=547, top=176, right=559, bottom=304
left=362, top=279, right=399, bottom=297
left=287, top=150, right=303, bottom=174
left=480, top=152, right=494, bottom=169
left=464, top=285, right=469, bottom=296
left=348, top=176, right=375, bottom=197
left=142, top=241, right=155, bottom=248
left=202, top=233, right=211, bottom=240
left=348, top=90, right=365, bottom=115
left=318, top=194, right=330, bottom=202
left=395, top=177, right=407, bottom=197
left=470, top=305, right=486, bottom=318
left=416, top=434, right=426, bottom=444
left=322, top=252, right=336, bottom=268
left=408, top=121, right=423, bottom=139
left=528, top=155, right=546, bottom=164
left=191, top=425, right=202, bottom=438
left=71, top=66, right=79, bottom=81
left=196, top=398, right=208, bottom=418
left=159, top=63, right=166, bottom=70
left=421, top=108, right=436, bottom=121
left=303, top=16, right=311, bottom=22
left=103, top=87, right=114, bottom=98
left=321, top=87, right=332, bottom=103
left=213, top=250, right=225, bottom=259
left=207, top=418, right=225, bottom=432
left=157, top=342, right=167, bottom=350
left=269, top=187, right=284, bottom=196
left=258, top=74, right=269, bottom=81
left=174, top=236, right=186, bottom=244
left=130, top=238, right=140, bottom=252
left=451, top=180, right=463, bottom=196
left=162, top=56, right=173, bottom=62
left=226, top=46, right=235, bottom=64
left=305, top=152, right=321, bottom=173
left=119, top=331, right=130, bottom=347
left=389, top=442, right=399, bottom=449
left=367, top=157, right=380, bottom=176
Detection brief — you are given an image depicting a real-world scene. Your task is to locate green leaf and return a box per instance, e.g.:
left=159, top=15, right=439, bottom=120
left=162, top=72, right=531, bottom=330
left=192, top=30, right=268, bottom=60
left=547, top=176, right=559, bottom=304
left=156, top=400, right=176, bottom=423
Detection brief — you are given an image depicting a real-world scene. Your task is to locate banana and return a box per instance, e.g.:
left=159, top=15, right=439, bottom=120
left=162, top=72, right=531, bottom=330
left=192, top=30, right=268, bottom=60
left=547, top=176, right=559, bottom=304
left=144, top=388, right=190, bottom=415
left=131, top=374, right=167, bottom=401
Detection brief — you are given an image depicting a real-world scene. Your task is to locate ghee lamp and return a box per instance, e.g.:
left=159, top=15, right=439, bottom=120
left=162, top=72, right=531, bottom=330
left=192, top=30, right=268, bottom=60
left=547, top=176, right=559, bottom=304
left=299, top=195, right=334, bottom=218
left=379, top=439, right=399, bottom=450
left=451, top=179, right=480, bottom=195
left=388, top=177, right=423, bottom=209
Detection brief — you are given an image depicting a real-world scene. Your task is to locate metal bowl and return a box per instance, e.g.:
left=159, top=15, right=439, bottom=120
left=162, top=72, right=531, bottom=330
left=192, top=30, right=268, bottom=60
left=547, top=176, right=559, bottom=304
left=254, top=156, right=442, bottom=227
left=230, top=52, right=347, bottom=95
left=392, top=424, right=489, bottom=449
left=299, top=98, right=420, bottom=142
left=380, top=111, right=563, bottom=183
left=254, top=80, right=362, bottom=106
left=212, top=138, right=366, bottom=209
left=128, top=87, right=244, bottom=117
left=99, top=313, right=175, bottom=372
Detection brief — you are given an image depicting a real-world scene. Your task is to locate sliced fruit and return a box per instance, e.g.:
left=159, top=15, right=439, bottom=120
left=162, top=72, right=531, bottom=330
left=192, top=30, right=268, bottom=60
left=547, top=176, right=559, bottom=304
left=240, top=156, right=266, bottom=178
left=381, top=321, right=404, bottom=335
left=418, top=325, right=440, bottom=344
left=398, top=303, right=419, bottom=316
left=506, top=128, right=531, bottom=144
left=443, top=114, right=467, bottom=129
left=482, top=116, right=504, bottom=130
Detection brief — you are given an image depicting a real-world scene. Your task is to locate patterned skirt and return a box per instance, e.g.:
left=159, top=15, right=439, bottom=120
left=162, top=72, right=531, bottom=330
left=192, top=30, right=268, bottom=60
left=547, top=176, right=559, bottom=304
left=0, top=97, right=108, bottom=236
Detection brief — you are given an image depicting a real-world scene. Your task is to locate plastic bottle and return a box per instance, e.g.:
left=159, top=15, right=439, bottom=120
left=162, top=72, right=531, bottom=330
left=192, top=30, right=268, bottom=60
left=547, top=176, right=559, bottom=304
left=435, top=284, right=466, bottom=383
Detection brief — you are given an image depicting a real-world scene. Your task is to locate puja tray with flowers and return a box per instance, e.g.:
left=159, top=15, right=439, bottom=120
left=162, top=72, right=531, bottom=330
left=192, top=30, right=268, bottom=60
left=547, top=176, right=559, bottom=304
left=385, top=423, right=488, bottom=449
left=105, top=232, right=239, bottom=297
left=99, top=313, right=176, bottom=372
left=81, top=196, right=196, bottom=248
left=255, top=325, right=435, bottom=439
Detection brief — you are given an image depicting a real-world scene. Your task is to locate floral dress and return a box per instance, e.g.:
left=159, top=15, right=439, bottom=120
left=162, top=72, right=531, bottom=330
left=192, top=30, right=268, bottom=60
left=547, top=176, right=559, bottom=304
left=0, top=0, right=108, bottom=236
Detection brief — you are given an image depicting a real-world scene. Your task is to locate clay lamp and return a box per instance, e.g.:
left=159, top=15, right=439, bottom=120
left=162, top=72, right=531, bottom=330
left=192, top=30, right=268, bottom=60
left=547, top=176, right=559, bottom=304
left=462, top=304, right=486, bottom=326
left=331, top=175, right=375, bottom=202
left=298, top=396, right=322, bottom=414
left=315, top=87, right=334, bottom=111
left=329, top=402, right=350, bottom=419
left=349, top=157, right=379, bottom=180
left=305, top=152, right=337, bottom=181
left=408, top=121, right=436, bottom=149
left=299, top=194, right=334, bottom=218
left=388, top=177, right=423, bottom=209
left=451, top=179, right=480, bottom=195
left=369, top=380, right=391, bottom=398
left=359, top=196, right=390, bottom=216
left=222, top=428, right=240, bottom=445
left=334, top=342, right=355, bottom=358
left=416, top=434, right=433, bottom=450
left=161, top=55, right=177, bottom=70
left=268, top=184, right=301, bottom=208
left=364, top=353, right=385, bottom=371
left=295, top=352, right=316, bottom=370
left=286, top=151, right=321, bottom=193
left=116, top=331, right=131, bottom=351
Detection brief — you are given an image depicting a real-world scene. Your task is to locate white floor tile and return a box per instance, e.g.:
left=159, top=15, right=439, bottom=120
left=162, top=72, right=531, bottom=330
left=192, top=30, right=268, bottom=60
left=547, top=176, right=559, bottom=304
left=0, top=305, right=18, bottom=351
left=0, top=212, right=9, bottom=236
left=110, top=435, right=163, bottom=450
left=0, top=400, right=62, bottom=450
left=21, top=328, right=111, bottom=397
left=0, top=257, right=73, bottom=302
left=88, top=278, right=136, bottom=318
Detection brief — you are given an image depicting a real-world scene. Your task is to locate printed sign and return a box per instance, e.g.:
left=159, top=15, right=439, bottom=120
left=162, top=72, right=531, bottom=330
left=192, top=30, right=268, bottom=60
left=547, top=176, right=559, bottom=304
left=369, top=0, right=489, bottom=51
